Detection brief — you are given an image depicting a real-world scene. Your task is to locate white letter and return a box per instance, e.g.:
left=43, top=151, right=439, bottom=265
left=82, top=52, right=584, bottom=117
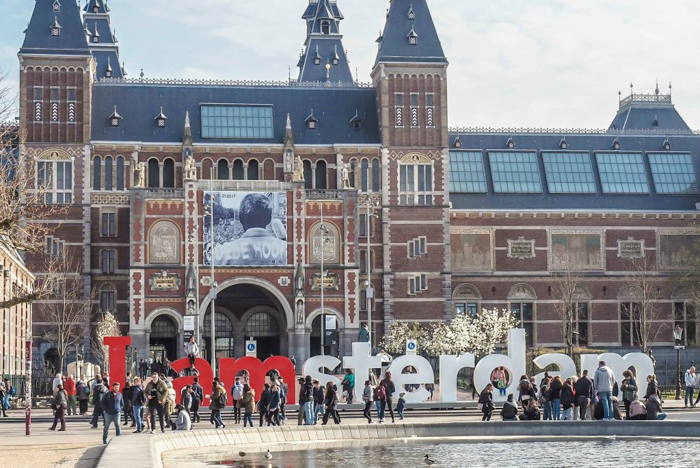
left=386, top=355, right=434, bottom=403
left=302, top=355, right=341, bottom=389
left=473, top=329, right=526, bottom=403
left=532, top=354, right=577, bottom=389
left=439, top=354, right=475, bottom=403
left=343, top=342, right=382, bottom=402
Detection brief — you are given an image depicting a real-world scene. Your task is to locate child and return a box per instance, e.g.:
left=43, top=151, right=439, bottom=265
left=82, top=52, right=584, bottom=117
left=396, top=392, right=406, bottom=420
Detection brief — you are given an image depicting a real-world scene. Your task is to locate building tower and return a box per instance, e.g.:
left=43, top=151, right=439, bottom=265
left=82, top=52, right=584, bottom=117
left=372, top=0, right=452, bottom=331
left=83, top=0, right=124, bottom=79
left=297, top=0, right=354, bottom=84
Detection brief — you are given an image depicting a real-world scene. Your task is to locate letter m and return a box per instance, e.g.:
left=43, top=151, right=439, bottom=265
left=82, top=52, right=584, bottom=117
left=219, top=356, right=296, bottom=405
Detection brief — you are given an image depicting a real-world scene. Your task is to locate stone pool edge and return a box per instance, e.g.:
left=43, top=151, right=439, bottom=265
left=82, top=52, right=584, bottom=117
left=96, top=421, right=700, bottom=468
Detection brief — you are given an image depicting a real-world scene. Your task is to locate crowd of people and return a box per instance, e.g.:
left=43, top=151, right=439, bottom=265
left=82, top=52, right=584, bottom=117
left=480, top=360, right=668, bottom=422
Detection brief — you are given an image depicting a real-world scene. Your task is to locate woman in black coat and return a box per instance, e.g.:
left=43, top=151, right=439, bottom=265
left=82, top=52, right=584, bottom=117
left=479, top=384, right=494, bottom=421
left=322, top=382, right=340, bottom=425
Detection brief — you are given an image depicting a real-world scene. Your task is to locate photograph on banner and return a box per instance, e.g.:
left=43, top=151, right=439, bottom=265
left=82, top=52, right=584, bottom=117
left=204, top=191, right=287, bottom=266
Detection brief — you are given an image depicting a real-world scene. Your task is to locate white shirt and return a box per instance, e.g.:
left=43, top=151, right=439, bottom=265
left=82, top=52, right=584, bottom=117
left=684, top=370, right=697, bottom=387
left=52, top=377, right=62, bottom=393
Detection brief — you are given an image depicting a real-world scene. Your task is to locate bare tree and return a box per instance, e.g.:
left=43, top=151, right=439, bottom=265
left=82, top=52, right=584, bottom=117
left=91, top=311, right=121, bottom=372
left=552, top=255, right=586, bottom=357
left=623, top=256, right=664, bottom=353
left=40, top=253, right=94, bottom=373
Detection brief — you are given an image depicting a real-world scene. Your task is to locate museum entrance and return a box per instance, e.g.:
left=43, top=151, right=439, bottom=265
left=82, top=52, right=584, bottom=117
left=202, top=282, right=288, bottom=359
left=149, top=315, right=178, bottom=364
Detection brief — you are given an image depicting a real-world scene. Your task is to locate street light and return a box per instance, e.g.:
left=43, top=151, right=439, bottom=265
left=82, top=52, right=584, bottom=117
left=319, top=203, right=330, bottom=356
left=674, top=325, right=684, bottom=400
left=363, top=196, right=380, bottom=350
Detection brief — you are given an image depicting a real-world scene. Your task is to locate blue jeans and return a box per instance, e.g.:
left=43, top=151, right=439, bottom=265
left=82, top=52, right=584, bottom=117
left=656, top=413, right=667, bottom=420
left=685, top=387, right=695, bottom=406
left=2, top=395, right=10, bottom=410
left=314, top=404, right=325, bottom=424
left=599, top=392, right=614, bottom=420
left=552, top=399, right=561, bottom=420
left=376, top=400, right=384, bottom=420
left=304, top=401, right=314, bottom=425
left=103, top=412, right=121, bottom=444
left=133, top=405, right=143, bottom=431
left=243, top=412, right=254, bottom=427
left=562, top=407, right=573, bottom=420
left=498, top=388, right=506, bottom=396
left=543, top=401, right=552, bottom=420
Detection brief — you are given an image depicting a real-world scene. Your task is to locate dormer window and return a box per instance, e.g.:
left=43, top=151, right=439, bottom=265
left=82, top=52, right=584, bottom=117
left=306, top=110, right=318, bottom=130
left=612, top=138, right=621, bottom=150
left=351, top=111, right=362, bottom=130
left=105, top=57, right=113, bottom=78
left=155, top=107, right=168, bottom=128
left=506, top=137, right=515, bottom=149
left=93, top=0, right=101, bottom=13
left=652, top=115, right=659, bottom=127
left=559, top=138, right=568, bottom=150
left=332, top=46, right=340, bottom=66
left=321, top=20, right=330, bottom=35
left=407, top=26, right=418, bottom=45
left=313, top=45, right=321, bottom=66
left=92, top=24, right=100, bottom=43
left=109, top=106, right=122, bottom=127
left=663, top=138, right=671, bottom=151
left=453, top=136, right=462, bottom=148
left=408, top=4, right=415, bottom=20
left=53, top=0, right=61, bottom=12
left=51, top=16, right=61, bottom=36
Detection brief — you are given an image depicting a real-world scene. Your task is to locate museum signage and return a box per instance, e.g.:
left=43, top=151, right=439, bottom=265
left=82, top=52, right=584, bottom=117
left=507, top=237, right=536, bottom=259
left=103, top=329, right=653, bottom=406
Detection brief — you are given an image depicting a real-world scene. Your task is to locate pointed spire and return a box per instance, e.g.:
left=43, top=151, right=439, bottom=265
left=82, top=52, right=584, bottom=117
left=21, top=0, right=89, bottom=55
left=284, top=113, right=294, bottom=147
left=182, top=111, right=192, bottom=145
left=105, top=55, right=113, bottom=77
left=655, top=78, right=660, bottom=95
left=375, top=0, right=446, bottom=67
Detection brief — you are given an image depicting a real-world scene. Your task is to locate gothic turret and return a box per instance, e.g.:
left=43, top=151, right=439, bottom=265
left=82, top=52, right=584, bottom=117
left=84, top=0, right=123, bottom=79
left=20, top=0, right=90, bottom=55
left=297, top=0, right=354, bottom=84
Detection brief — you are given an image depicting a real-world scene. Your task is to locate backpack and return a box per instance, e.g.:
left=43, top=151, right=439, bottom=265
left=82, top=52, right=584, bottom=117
left=375, top=384, right=387, bottom=401
left=217, top=391, right=228, bottom=409
left=9, top=386, right=15, bottom=396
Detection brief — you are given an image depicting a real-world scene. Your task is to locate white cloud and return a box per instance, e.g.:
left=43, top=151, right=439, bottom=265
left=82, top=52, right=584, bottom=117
left=2, top=0, right=699, bottom=129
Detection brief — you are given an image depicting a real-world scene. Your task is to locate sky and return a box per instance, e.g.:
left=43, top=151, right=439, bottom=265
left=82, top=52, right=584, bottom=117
left=1, top=0, right=699, bottom=129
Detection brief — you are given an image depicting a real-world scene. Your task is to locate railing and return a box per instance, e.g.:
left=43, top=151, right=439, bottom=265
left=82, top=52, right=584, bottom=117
left=145, top=188, right=184, bottom=199
left=619, top=93, right=672, bottom=110
left=98, top=77, right=373, bottom=89
left=449, top=127, right=700, bottom=136
left=306, top=189, right=346, bottom=200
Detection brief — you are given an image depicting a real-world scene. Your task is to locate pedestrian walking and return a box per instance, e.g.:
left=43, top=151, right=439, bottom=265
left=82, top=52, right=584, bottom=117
left=266, top=384, right=282, bottom=426
left=362, top=380, right=374, bottom=423
left=131, top=377, right=145, bottom=433
left=209, top=380, right=227, bottom=429
left=76, top=379, right=90, bottom=415
left=191, top=377, right=204, bottom=423
left=64, top=375, right=77, bottom=416
left=122, top=381, right=134, bottom=426
left=479, top=384, right=494, bottom=421
left=684, top=366, right=697, bottom=408
left=144, top=372, right=168, bottom=434
left=258, top=383, right=271, bottom=427
left=231, top=377, right=244, bottom=424
left=312, top=380, right=325, bottom=424
left=240, top=384, right=256, bottom=428
left=396, top=392, right=406, bottom=420
left=322, top=381, right=340, bottom=425
left=593, top=360, right=616, bottom=421
left=380, top=371, right=396, bottom=424
left=165, top=380, right=177, bottom=428
left=102, top=382, right=124, bottom=445
left=49, top=384, right=67, bottom=431
left=298, top=376, right=314, bottom=426
left=90, top=379, right=108, bottom=428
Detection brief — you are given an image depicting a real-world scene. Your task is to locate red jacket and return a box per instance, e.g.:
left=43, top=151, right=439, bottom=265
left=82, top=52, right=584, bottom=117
left=64, top=378, right=76, bottom=396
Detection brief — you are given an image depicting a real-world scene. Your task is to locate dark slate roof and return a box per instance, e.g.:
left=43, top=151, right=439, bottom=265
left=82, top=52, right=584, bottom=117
left=448, top=132, right=700, bottom=211
left=298, top=38, right=353, bottom=84
left=84, top=18, right=115, bottom=44
left=91, top=82, right=380, bottom=145
left=92, top=50, right=123, bottom=79
left=375, top=0, right=447, bottom=66
left=303, top=0, right=344, bottom=23
left=84, top=0, right=109, bottom=15
left=20, top=0, right=90, bottom=56
left=609, top=106, right=691, bottom=132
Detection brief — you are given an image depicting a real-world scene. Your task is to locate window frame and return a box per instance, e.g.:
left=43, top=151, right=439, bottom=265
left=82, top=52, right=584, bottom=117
left=542, top=151, right=597, bottom=194
left=100, top=210, right=117, bottom=238
left=37, top=159, right=73, bottom=204
left=100, top=249, right=116, bottom=274
left=488, top=151, right=543, bottom=194
left=449, top=151, right=488, bottom=193
left=510, top=301, right=535, bottom=347
left=595, top=152, right=650, bottom=194
left=399, top=161, right=434, bottom=206
left=200, top=104, right=274, bottom=140
left=648, top=152, right=699, bottom=195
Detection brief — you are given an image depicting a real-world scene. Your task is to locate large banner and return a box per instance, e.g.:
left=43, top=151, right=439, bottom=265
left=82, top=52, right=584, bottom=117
left=204, top=192, right=287, bottom=266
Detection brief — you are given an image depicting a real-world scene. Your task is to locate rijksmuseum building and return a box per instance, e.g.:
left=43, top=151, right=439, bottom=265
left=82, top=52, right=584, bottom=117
left=18, top=0, right=700, bottom=366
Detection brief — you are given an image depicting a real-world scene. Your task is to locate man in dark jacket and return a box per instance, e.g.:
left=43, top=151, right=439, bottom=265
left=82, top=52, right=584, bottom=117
left=191, top=377, right=204, bottom=423
left=312, top=380, right=325, bottom=424
left=90, top=379, right=108, bottom=428
left=131, top=377, right=146, bottom=433
left=574, top=370, right=594, bottom=420
left=102, top=382, right=124, bottom=444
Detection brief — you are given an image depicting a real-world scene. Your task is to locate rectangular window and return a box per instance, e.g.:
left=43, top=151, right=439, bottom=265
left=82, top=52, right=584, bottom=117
left=596, top=153, right=650, bottom=194
left=360, top=289, right=367, bottom=311
left=101, top=250, right=116, bottom=274
left=359, top=213, right=373, bottom=238
left=50, top=88, right=59, bottom=101
left=542, top=152, right=597, bottom=194
left=455, top=303, right=479, bottom=318
left=399, top=163, right=433, bottom=206
left=511, top=302, right=534, bottom=347
left=101, top=212, right=116, bottom=237
left=408, top=277, right=416, bottom=295
left=360, top=249, right=368, bottom=274
left=45, top=237, right=64, bottom=258
left=449, top=151, right=487, bottom=193
left=426, top=94, right=435, bottom=107
left=674, top=302, right=698, bottom=347
left=67, top=88, right=76, bottom=101
left=201, top=105, right=274, bottom=139
left=100, top=290, right=116, bottom=312
left=33, top=87, right=43, bottom=101
left=648, top=153, right=699, bottom=194
left=395, top=94, right=404, bottom=107
left=408, top=237, right=427, bottom=258
left=620, top=302, right=641, bottom=346
left=37, top=160, right=72, bottom=204
left=575, top=302, right=589, bottom=347
left=410, top=94, right=419, bottom=106
left=489, top=152, right=542, bottom=193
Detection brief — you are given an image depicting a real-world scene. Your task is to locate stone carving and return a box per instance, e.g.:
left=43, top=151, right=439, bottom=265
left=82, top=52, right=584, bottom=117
left=341, top=163, right=351, bottom=189
left=296, top=300, right=304, bottom=324
left=149, top=221, right=180, bottom=264
left=134, top=162, right=146, bottom=188
left=293, top=155, right=304, bottom=182
left=507, top=237, right=536, bottom=259
left=310, top=223, right=340, bottom=264
left=149, top=270, right=181, bottom=291
left=184, top=152, right=197, bottom=181
left=550, top=231, right=603, bottom=271
left=617, top=238, right=644, bottom=259
left=284, top=150, right=294, bottom=174
left=508, top=284, right=537, bottom=301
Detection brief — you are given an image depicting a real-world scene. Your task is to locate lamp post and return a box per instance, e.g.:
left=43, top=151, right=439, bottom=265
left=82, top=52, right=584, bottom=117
left=206, top=171, right=218, bottom=376
left=364, top=197, right=380, bottom=349
left=319, top=203, right=330, bottom=356
left=674, top=325, right=684, bottom=400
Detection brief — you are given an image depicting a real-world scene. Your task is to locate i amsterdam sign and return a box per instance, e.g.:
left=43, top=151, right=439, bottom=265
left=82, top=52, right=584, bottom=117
left=103, top=330, right=654, bottom=406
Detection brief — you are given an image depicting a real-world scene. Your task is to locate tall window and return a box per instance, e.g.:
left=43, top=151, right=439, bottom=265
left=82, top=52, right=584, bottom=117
left=104, top=156, right=113, bottom=190
left=116, top=156, right=125, bottom=190
left=100, top=286, right=116, bottom=312
left=303, top=160, right=313, bottom=189
left=574, top=302, right=589, bottom=347
left=162, top=159, right=175, bottom=188
left=147, top=158, right=159, bottom=188
left=247, top=160, right=259, bottom=180
left=372, top=159, right=380, bottom=191
left=101, top=249, right=116, bottom=274
left=361, top=159, right=369, bottom=192
left=511, top=302, right=534, bottom=347
left=232, top=160, right=244, bottom=180
left=93, top=157, right=101, bottom=191
left=101, top=212, right=116, bottom=237
left=37, top=160, right=72, bottom=204
left=217, top=160, right=229, bottom=180
left=620, top=302, right=641, bottom=347
left=455, top=302, right=479, bottom=318
left=360, top=249, right=373, bottom=274
left=675, top=302, right=697, bottom=346
left=359, top=213, right=372, bottom=238
left=348, top=160, right=357, bottom=188
left=399, top=162, right=433, bottom=206
left=315, top=161, right=327, bottom=189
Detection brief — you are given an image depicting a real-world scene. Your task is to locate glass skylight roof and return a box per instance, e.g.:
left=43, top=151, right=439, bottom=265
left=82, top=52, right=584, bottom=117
left=648, top=153, right=699, bottom=195
left=595, top=153, right=650, bottom=194
left=449, top=151, right=487, bottom=193
left=542, top=152, right=597, bottom=194
left=488, top=152, right=542, bottom=194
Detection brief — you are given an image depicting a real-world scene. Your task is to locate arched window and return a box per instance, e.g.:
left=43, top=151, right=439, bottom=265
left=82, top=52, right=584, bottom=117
left=151, top=315, right=177, bottom=339
left=321, top=21, right=330, bottom=35
left=349, top=159, right=357, bottom=188
left=93, top=157, right=101, bottom=190
left=116, top=156, right=124, bottom=190
left=315, top=160, right=327, bottom=189
left=217, top=159, right=229, bottom=180
left=303, top=160, right=313, bottom=189
left=247, top=160, right=259, bottom=181
left=361, top=159, right=369, bottom=192
left=245, top=312, right=279, bottom=337
left=202, top=312, right=235, bottom=358
left=162, top=159, right=175, bottom=188
left=232, top=160, right=244, bottom=180
left=372, top=159, right=381, bottom=191
left=508, top=284, right=537, bottom=347
left=147, top=158, right=160, bottom=188
left=202, top=159, right=213, bottom=180
left=104, top=156, right=113, bottom=191
left=452, top=283, right=482, bottom=318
